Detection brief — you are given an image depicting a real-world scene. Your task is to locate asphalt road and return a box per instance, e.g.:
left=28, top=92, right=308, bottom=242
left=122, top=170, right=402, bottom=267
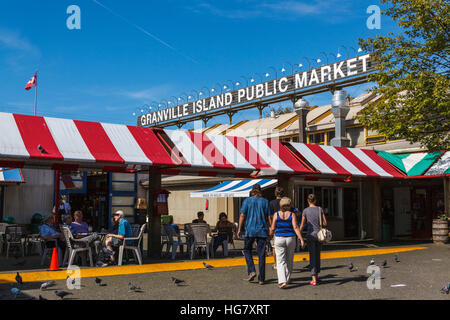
left=1, top=244, right=449, bottom=300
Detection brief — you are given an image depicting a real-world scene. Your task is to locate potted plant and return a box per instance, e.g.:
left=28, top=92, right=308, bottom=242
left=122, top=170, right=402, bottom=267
left=432, top=210, right=448, bottom=244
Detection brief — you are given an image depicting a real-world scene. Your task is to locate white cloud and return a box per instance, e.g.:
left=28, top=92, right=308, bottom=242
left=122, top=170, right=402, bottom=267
left=190, top=0, right=352, bottom=20
left=0, top=27, right=40, bottom=56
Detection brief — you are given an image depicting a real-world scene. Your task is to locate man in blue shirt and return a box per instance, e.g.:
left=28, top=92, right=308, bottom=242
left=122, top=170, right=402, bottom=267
left=237, top=184, right=270, bottom=284
left=104, top=210, right=133, bottom=264
left=40, top=214, right=66, bottom=254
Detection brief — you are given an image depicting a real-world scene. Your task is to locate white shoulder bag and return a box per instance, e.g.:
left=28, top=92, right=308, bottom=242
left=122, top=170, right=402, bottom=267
left=317, top=207, right=332, bottom=243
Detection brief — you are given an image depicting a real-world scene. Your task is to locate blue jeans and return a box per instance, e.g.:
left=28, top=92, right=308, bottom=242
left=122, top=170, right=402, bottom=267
left=243, top=237, right=266, bottom=282
left=213, top=234, right=228, bottom=253
left=307, top=237, right=321, bottom=276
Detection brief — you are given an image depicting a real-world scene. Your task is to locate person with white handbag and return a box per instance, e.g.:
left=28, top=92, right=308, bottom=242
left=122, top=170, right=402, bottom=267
left=299, top=194, right=329, bottom=286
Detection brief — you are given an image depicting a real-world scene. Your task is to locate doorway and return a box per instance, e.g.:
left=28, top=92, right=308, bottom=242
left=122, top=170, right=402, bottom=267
left=343, top=188, right=359, bottom=238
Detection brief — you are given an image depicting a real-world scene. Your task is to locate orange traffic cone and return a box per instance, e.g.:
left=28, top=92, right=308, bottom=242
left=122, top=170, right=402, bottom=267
left=49, top=248, right=59, bottom=271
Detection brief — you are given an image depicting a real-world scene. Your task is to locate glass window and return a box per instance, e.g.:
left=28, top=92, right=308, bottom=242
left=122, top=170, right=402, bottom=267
left=346, top=127, right=365, bottom=146
left=308, top=132, right=325, bottom=144
left=112, top=173, right=135, bottom=182
left=322, top=188, right=339, bottom=217
left=111, top=206, right=134, bottom=217
left=327, top=131, right=335, bottom=145
left=112, top=182, right=134, bottom=192
left=111, top=196, right=135, bottom=206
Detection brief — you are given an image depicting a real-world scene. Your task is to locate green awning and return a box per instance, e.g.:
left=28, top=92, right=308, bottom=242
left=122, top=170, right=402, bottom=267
left=377, top=151, right=443, bottom=176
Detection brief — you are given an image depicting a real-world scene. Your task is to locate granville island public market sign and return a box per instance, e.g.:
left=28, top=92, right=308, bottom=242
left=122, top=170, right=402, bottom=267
left=138, top=54, right=374, bottom=126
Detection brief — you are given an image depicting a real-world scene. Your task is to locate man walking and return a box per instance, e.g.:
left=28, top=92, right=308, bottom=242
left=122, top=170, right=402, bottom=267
left=237, top=184, right=270, bottom=285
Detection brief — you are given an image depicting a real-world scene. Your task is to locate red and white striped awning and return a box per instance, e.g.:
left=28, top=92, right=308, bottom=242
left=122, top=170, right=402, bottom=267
left=289, top=143, right=403, bottom=178
left=0, top=112, right=403, bottom=178
left=0, top=113, right=179, bottom=170
left=164, top=130, right=312, bottom=174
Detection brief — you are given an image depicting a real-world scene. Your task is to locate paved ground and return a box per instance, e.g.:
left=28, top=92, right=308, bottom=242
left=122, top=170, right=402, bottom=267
left=0, top=242, right=448, bottom=300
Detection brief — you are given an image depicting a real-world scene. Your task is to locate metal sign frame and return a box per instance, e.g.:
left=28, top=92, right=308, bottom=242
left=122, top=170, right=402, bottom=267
left=138, top=54, right=376, bottom=127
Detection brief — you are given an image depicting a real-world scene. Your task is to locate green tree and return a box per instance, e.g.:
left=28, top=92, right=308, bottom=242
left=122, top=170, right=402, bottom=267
left=358, top=0, right=449, bottom=151
left=263, top=105, right=293, bottom=118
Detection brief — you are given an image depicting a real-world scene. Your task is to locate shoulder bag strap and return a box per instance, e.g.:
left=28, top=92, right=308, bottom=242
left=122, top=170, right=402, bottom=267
left=318, top=207, right=323, bottom=229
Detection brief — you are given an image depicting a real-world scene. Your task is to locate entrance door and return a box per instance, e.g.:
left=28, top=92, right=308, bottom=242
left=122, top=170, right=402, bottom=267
left=343, top=188, right=359, bottom=238
left=411, top=188, right=431, bottom=238
left=393, top=187, right=412, bottom=236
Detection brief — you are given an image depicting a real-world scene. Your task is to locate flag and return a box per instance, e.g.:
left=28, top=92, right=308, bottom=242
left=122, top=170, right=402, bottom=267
left=25, top=73, right=37, bottom=90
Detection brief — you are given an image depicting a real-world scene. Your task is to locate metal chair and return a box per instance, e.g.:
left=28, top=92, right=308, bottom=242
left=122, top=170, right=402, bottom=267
left=118, top=224, right=146, bottom=266
left=62, top=226, right=94, bottom=268
left=189, top=223, right=212, bottom=260
left=162, top=224, right=188, bottom=260
left=5, top=226, right=24, bottom=259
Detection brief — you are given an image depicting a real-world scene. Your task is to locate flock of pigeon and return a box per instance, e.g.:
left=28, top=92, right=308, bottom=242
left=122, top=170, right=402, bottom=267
left=7, top=257, right=449, bottom=298
left=8, top=261, right=215, bottom=300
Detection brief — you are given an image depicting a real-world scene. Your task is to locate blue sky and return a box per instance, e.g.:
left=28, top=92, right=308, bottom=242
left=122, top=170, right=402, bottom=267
left=0, top=0, right=398, bottom=129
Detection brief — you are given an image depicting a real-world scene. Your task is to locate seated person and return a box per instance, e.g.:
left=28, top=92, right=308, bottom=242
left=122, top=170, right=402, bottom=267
left=40, top=214, right=66, bottom=251
left=71, top=210, right=89, bottom=235
left=192, top=211, right=207, bottom=224
left=212, top=212, right=235, bottom=254
left=168, top=216, right=180, bottom=234
left=104, top=210, right=133, bottom=264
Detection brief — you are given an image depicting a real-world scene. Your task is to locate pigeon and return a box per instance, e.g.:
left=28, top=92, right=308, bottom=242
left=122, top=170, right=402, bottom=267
left=13, top=260, right=26, bottom=267
left=171, top=277, right=184, bottom=286
left=40, top=281, right=56, bottom=291
left=440, top=283, right=450, bottom=295
left=394, top=254, right=400, bottom=263
left=128, top=282, right=143, bottom=292
left=39, top=295, right=47, bottom=301
left=15, top=272, right=23, bottom=285
left=369, top=258, right=375, bottom=266
left=203, top=262, right=214, bottom=270
left=348, top=263, right=354, bottom=271
left=382, top=260, right=387, bottom=267
left=55, top=290, right=72, bottom=300
left=67, top=275, right=76, bottom=285
left=11, top=287, right=21, bottom=298
left=95, top=277, right=102, bottom=285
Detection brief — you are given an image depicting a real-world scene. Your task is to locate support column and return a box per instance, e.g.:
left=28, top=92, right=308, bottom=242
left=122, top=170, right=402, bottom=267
left=147, top=167, right=162, bottom=258
left=293, top=97, right=310, bottom=143
left=371, top=178, right=382, bottom=242
left=256, top=104, right=267, bottom=119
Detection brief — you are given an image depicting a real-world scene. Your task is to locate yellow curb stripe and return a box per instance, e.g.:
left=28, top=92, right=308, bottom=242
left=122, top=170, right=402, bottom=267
left=0, top=246, right=427, bottom=284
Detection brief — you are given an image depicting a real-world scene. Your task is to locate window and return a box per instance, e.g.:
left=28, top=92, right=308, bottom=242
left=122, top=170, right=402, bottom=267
left=321, top=188, right=339, bottom=218
left=308, top=132, right=325, bottom=144
left=346, top=127, right=365, bottom=146
left=326, top=131, right=335, bottom=145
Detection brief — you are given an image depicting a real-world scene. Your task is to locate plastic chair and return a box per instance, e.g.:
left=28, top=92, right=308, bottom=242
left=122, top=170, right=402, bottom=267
left=189, top=223, right=212, bottom=260
left=40, top=239, right=62, bottom=266
left=162, top=224, right=188, bottom=260
left=62, top=226, right=94, bottom=268
left=5, top=226, right=24, bottom=259
left=27, top=234, right=43, bottom=255
left=118, top=224, right=146, bottom=266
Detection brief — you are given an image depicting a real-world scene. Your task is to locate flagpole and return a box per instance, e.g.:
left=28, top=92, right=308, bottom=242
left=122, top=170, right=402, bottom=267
left=34, top=71, right=38, bottom=116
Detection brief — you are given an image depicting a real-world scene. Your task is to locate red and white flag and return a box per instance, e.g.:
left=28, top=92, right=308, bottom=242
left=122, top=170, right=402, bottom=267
left=25, top=73, right=37, bottom=90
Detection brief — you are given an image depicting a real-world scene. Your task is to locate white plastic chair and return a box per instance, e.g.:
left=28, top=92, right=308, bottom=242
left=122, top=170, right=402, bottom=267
left=62, top=226, right=94, bottom=268
left=5, top=226, right=24, bottom=259
left=118, top=224, right=146, bottom=266
left=27, top=234, right=43, bottom=255
left=189, top=223, right=211, bottom=260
